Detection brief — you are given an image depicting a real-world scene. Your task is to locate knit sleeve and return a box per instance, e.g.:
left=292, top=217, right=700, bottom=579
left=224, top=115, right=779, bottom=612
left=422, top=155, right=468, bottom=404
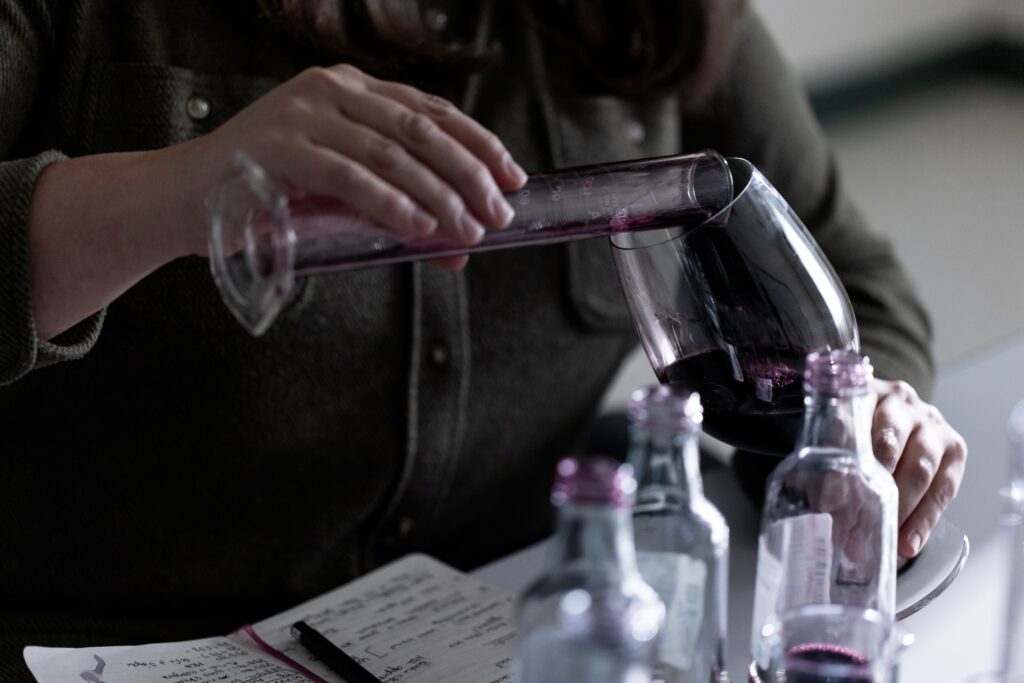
left=0, top=0, right=105, bottom=386
left=685, top=10, right=935, bottom=399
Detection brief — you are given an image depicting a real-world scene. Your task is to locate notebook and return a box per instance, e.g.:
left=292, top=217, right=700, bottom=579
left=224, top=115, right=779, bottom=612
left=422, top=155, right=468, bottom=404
left=24, top=554, right=517, bottom=683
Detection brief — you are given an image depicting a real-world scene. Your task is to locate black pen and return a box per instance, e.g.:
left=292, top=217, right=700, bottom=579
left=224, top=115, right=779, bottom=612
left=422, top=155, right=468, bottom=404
left=290, top=620, right=383, bottom=683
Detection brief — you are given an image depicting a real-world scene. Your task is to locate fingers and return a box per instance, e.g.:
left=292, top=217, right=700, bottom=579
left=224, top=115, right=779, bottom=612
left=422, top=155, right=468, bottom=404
left=872, top=383, right=917, bottom=472
left=843, top=516, right=873, bottom=565
left=364, top=77, right=528, bottom=190
left=307, top=64, right=522, bottom=246
left=869, top=379, right=969, bottom=558
left=892, top=427, right=944, bottom=526
left=332, top=87, right=514, bottom=231
left=898, top=432, right=967, bottom=557
left=305, top=111, right=487, bottom=244
left=225, top=64, right=528, bottom=260
left=274, top=139, right=435, bottom=239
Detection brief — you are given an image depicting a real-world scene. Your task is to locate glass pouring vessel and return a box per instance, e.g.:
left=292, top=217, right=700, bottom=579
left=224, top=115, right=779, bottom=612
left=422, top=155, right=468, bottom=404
left=611, top=158, right=859, bottom=456
left=208, top=150, right=732, bottom=335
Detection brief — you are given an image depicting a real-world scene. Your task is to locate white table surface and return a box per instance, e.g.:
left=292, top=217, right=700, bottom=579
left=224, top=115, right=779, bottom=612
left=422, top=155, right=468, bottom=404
left=472, top=335, right=1024, bottom=681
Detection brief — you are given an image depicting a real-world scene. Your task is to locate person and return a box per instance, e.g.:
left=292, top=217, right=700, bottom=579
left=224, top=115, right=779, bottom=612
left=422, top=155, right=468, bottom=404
left=0, top=0, right=967, bottom=678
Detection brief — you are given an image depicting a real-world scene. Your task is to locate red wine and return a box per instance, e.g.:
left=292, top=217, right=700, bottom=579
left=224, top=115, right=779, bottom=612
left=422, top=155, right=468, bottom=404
left=749, top=645, right=874, bottom=683
left=658, top=349, right=806, bottom=456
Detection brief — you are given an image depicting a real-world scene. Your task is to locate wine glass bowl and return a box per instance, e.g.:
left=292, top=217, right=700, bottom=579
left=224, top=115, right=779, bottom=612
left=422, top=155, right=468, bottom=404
left=611, top=158, right=858, bottom=456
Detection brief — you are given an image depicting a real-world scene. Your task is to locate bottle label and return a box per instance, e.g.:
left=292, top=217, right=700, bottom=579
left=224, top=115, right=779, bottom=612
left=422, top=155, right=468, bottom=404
left=636, top=551, right=707, bottom=672
left=750, top=513, right=834, bottom=668
left=750, top=535, right=783, bottom=669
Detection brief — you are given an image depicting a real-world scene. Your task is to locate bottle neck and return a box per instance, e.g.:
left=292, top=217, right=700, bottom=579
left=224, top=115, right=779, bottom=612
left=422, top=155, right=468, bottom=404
left=628, top=423, right=703, bottom=511
left=796, top=387, right=874, bottom=467
left=547, top=504, right=639, bottom=574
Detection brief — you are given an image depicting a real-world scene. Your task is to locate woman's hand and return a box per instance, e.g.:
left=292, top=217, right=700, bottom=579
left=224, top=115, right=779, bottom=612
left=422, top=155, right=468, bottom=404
left=26, top=64, right=528, bottom=341
left=870, top=379, right=968, bottom=559
left=171, top=63, right=528, bottom=269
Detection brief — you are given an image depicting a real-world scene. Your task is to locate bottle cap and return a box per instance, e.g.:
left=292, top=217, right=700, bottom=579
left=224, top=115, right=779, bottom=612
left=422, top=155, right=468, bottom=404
left=803, top=347, right=873, bottom=394
left=629, top=384, right=703, bottom=430
left=551, top=456, right=636, bottom=508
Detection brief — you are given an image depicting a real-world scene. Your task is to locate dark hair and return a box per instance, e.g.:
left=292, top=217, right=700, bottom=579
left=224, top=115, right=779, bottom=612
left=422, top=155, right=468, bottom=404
left=257, top=0, right=743, bottom=107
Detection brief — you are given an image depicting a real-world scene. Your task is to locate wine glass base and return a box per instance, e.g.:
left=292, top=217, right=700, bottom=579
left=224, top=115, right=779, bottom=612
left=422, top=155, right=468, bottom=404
left=895, top=516, right=969, bottom=619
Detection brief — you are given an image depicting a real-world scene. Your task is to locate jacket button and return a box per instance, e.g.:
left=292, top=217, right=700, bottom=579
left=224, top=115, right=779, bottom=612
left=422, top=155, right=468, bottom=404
left=623, top=119, right=646, bottom=144
left=398, top=516, right=416, bottom=537
left=428, top=342, right=450, bottom=369
left=425, top=8, right=448, bottom=32
left=186, top=95, right=211, bottom=121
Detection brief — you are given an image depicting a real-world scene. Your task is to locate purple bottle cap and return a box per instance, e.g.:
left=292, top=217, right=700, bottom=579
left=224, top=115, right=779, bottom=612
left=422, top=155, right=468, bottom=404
left=551, top=456, right=637, bottom=508
left=629, top=384, right=703, bottom=430
left=803, top=347, right=873, bottom=394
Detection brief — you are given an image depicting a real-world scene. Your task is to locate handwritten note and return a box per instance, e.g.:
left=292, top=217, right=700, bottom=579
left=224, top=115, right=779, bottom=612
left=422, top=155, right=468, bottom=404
left=24, top=636, right=306, bottom=683
left=24, top=554, right=517, bottom=683
left=245, top=554, right=517, bottom=683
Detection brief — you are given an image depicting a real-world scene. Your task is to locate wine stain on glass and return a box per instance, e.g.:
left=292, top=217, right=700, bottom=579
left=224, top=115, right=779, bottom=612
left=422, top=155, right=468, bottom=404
left=748, top=644, right=873, bottom=683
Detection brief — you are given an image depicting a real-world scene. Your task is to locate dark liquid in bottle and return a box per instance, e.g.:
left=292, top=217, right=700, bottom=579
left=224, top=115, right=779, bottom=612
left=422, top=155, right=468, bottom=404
left=749, top=645, right=874, bottom=683
left=658, top=349, right=806, bottom=456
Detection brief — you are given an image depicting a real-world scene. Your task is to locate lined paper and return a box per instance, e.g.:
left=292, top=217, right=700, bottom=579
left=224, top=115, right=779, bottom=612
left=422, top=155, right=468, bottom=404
left=24, top=636, right=306, bottom=683
left=245, top=554, right=517, bottom=683
left=24, top=554, right=517, bottom=683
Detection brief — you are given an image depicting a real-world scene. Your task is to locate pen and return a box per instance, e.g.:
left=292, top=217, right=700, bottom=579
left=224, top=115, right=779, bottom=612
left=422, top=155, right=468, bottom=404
left=290, top=620, right=383, bottom=683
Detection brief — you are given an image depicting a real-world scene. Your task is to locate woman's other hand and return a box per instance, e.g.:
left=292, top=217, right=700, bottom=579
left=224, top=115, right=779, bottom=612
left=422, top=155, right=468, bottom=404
left=173, top=64, right=528, bottom=267
left=870, top=378, right=968, bottom=560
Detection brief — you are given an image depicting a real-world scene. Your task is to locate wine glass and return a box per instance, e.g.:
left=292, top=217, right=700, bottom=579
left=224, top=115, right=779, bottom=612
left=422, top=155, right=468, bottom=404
left=611, top=158, right=858, bottom=456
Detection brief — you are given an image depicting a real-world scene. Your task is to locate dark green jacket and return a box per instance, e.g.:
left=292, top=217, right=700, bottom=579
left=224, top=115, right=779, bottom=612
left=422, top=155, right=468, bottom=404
left=0, top=1, right=932, bottom=679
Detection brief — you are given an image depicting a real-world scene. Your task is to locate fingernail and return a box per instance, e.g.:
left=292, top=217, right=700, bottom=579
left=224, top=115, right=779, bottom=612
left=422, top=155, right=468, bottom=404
left=411, top=208, right=437, bottom=235
left=489, top=190, right=515, bottom=228
left=908, top=531, right=922, bottom=555
left=459, top=212, right=486, bottom=244
left=504, top=154, right=528, bottom=186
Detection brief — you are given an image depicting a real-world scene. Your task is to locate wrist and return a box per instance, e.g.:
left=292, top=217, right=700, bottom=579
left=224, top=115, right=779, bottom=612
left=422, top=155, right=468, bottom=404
left=26, top=150, right=197, bottom=339
left=147, top=140, right=218, bottom=259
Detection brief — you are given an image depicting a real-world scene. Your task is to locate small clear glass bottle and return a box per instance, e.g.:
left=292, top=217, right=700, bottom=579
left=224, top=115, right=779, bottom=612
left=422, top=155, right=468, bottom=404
left=628, top=386, right=730, bottom=683
left=517, top=456, right=665, bottom=683
left=1001, top=401, right=1024, bottom=680
left=749, top=348, right=898, bottom=677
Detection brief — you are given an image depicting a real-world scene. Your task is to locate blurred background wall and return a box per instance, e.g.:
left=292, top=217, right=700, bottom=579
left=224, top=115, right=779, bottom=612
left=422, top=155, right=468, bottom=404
left=601, top=0, right=1024, bottom=411
left=756, top=0, right=1024, bottom=84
